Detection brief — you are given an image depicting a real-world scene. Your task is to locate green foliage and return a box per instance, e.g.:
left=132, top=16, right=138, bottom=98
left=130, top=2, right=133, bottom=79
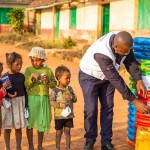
left=7, top=8, right=25, bottom=33
left=62, top=36, right=77, bottom=49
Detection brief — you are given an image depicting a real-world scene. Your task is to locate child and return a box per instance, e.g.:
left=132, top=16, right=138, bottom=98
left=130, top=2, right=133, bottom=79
left=0, top=62, right=11, bottom=136
left=50, top=65, right=77, bottom=150
left=1, top=52, right=28, bottom=150
left=25, top=47, right=57, bottom=150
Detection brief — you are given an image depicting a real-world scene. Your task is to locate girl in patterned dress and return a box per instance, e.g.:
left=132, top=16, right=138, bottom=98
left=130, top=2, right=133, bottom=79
left=2, top=52, right=28, bottom=150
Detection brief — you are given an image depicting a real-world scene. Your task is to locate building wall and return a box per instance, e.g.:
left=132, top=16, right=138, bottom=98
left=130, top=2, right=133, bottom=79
left=41, top=8, right=53, bottom=39
left=0, top=24, right=11, bottom=32
left=110, top=0, right=135, bottom=31
left=77, top=5, right=98, bottom=30
left=60, top=9, right=69, bottom=30
left=28, top=0, right=150, bottom=42
left=59, top=5, right=98, bottom=42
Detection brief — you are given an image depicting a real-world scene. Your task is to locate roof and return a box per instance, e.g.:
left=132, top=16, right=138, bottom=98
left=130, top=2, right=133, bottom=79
left=0, top=0, right=33, bottom=4
left=1, top=0, right=33, bottom=2
left=26, top=0, right=71, bottom=9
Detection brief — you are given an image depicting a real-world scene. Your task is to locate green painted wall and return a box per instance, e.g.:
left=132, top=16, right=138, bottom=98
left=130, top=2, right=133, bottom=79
left=138, top=0, right=150, bottom=29
left=0, top=8, right=12, bottom=24
left=102, top=4, right=110, bottom=35
left=70, top=7, right=76, bottom=28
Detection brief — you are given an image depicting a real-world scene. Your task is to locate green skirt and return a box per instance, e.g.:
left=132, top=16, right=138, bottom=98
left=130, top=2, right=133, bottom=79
left=28, top=95, right=51, bottom=133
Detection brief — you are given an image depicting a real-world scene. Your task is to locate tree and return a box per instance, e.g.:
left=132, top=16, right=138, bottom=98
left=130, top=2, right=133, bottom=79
left=7, top=8, right=25, bottom=33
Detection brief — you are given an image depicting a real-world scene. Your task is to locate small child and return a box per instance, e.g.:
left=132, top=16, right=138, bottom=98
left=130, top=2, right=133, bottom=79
left=1, top=52, right=28, bottom=150
left=0, top=62, right=11, bottom=136
left=50, top=65, right=77, bottom=150
left=25, top=47, right=57, bottom=150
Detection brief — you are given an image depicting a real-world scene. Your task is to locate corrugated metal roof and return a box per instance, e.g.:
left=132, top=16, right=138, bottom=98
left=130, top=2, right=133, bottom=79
left=0, top=0, right=33, bottom=4
left=1, top=0, right=33, bottom=2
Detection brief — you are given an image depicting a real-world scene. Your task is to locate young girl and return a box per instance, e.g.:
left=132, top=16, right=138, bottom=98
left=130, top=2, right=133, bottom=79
left=0, top=62, right=11, bottom=136
left=25, top=47, right=57, bottom=150
left=1, top=52, right=28, bottom=150
left=50, top=65, right=77, bottom=150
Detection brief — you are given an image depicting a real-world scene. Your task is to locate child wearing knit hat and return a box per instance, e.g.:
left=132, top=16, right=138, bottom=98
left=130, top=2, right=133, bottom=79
left=25, top=47, right=57, bottom=150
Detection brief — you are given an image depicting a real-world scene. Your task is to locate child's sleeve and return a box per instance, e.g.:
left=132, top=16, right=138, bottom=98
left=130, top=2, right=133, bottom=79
left=69, top=86, right=77, bottom=103
left=0, top=87, right=6, bottom=106
left=0, top=87, right=7, bottom=99
left=24, top=68, right=34, bottom=90
left=50, top=89, right=60, bottom=108
left=47, top=68, right=57, bottom=88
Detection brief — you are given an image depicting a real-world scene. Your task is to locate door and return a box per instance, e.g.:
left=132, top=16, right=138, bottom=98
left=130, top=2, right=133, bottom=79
left=0, top=8, right=12, bottom=32
left=55, top=9, right=60, bottom=38
left=102, top=4, right=110, bottom=35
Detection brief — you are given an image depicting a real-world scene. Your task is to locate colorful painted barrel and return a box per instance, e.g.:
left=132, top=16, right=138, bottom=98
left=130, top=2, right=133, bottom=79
left=127, top=37, right=150, bottom=147
left=134, top=37, right=150, bottom=45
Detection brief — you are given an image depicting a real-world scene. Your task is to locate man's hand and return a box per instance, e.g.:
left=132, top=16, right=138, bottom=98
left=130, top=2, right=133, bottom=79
left=132, top=99, right=150, bottom=114
left=136, top=80, right=147, bottom=98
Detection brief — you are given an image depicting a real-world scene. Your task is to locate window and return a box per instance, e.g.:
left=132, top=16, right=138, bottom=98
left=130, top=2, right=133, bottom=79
left=138, top=0, right=150, bottom=29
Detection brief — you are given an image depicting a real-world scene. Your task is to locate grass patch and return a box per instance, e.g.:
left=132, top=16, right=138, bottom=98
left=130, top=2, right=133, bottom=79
left=16, top=40, right=64, bottom=50
left=0, top=33, right=91, bottom=63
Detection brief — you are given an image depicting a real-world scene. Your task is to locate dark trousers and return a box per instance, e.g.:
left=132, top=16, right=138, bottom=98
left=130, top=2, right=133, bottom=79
left=78, top=70, right=115, bottom=145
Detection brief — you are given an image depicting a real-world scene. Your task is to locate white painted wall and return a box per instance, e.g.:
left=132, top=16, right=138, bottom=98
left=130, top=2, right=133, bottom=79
left=110, top=0, right=135, bottom=30
left=60, top=9, right=69, bottom=30
left=77, top=5, right=98, bottom=30
left=77, top=7, right=85, bottom=29
left=41, top=9, right=53, bottom=29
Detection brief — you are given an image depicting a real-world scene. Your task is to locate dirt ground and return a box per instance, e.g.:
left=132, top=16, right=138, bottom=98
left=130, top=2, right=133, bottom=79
left=0, top=44, right=134, bottom=150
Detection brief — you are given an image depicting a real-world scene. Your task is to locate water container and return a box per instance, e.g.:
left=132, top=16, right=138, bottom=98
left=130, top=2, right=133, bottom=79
left=135, top=127, right=150, bottom=150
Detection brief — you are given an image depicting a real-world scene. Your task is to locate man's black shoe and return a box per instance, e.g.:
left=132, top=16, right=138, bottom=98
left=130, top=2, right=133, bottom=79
left=101, top=143, right=116, bottom=150
left=83, top=140, right=96, bottom=150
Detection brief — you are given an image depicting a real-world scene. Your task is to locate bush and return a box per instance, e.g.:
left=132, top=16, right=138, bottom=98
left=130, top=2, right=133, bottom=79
left=7, top=8, right=25, bottom=34
left=62, top=36, right=77, bottom=49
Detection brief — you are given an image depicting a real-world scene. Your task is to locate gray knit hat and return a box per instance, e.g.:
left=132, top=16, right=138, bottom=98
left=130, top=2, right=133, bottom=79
left=28, top=47, right=46, bottom=60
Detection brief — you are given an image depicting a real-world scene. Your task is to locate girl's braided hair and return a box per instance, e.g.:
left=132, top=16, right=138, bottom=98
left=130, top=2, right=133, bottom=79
left=6, top=52, right=22, bottom=65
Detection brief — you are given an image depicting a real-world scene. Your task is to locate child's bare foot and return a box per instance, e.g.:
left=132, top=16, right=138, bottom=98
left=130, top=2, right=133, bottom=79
left=16, top=147, right=22, bottom=150
left=28, top=145, right=34, bottom=150
left=38, top=146, right=45, bottom=150
left=5, top=147, right=10, bottom=150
